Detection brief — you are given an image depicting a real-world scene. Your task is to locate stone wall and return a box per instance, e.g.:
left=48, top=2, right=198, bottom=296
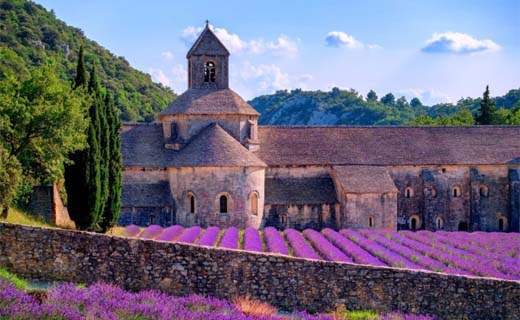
left=0, top=223, right=518, bottom=320
left=343, top=193, right=397, bottom=231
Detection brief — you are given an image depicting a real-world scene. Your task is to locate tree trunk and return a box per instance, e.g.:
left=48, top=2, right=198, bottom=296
left=0, top=207, right=8, bottom=219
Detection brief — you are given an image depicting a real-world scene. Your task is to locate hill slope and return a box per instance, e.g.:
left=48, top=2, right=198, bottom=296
left=250, top=88, right=520, bottom=125
left=0, top=0, right=176, bottom=121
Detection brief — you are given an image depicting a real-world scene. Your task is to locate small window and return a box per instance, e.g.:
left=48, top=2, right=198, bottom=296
left=149, top=215, right=155, bottom=225
left=250, top=192, right=258, bottom=215
left=171, top=122, right=178, bottom=140
left=458, top=221, right=468, bottom=231
left=405, top=187, right=413, bottom=198
left=369, top=216, right=375, bottom=228
left=452, top=185, right=461, bottom=198
left=479, top=185, right=489, bottom=197
left=280, top=214, right=288, bottom=227
left=436, top=217, right=444, bottom=230
left=409, top=215, right=421, bottom=231
left=187, top=193, right=195, bottom=214
left=219, top=195, right=228, bottom=214
left=204, top=61, right=216, bottom=83
left=498, top=216, right=507, bottom=231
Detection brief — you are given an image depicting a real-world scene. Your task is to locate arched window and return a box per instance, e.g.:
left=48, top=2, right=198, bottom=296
left=149, top=214, right=155, bottom=225
left=369, top=216, right=375, bottom=228
left=479, top=185, right=489, bottom=197
left=405, top=187, right=413, bottom=198
left=409, top=215, right=421, bottom=231
left=204, top=61, right=216, bottom=83
left=219, top=195, right=228, bottom=213
left=452, top=185, right=461, bottom=198
left=498, top=216, right=507, bottom=231
left=280, top=214, right=288, bottom=227
left=436, top=217, right=444, bottom=230
left=250, top=192, right=258, bottom=215
left=187, top=193, right=195, bottom=214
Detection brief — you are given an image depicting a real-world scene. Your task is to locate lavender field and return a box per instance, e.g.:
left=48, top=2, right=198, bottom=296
left=123, top=225, right=520, bottom=281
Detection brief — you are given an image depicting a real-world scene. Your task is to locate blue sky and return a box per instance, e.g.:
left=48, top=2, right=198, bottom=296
left=38, top=0, right=519, bottom=104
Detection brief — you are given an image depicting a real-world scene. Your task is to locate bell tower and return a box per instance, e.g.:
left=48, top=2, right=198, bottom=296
left=187, top=21, right=230, bottom=89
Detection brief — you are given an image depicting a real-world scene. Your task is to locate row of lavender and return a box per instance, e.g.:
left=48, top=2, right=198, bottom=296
left=123, top=225, right=520, bottom=281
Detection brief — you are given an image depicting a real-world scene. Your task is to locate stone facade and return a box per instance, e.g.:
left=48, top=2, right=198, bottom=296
left=0, top=223, right=518, bottom=320
left=21, top=185, right=75, bottom=228
left=119, top=23, right=520, bottom=232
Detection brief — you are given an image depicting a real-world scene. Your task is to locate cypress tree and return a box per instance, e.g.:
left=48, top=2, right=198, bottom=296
left=84, top=66, right=103, bottom=230
left=476, top=85, right=497, bottom=125
left=98, top=87, right=109, bottom=221
left=65, top=47, right=89, bottom=229
left=73, top=45, right=87, bottom=89
left=100, top=93, right=122, bottom=231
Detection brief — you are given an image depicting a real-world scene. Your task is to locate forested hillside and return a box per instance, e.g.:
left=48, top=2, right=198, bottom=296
left=250, top=87, right=520, bottom=125
left=0, top=0, right=176, bottom=121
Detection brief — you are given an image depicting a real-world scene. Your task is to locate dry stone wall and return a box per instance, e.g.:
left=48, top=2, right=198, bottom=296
left=0, top=222, right=518, bottom=320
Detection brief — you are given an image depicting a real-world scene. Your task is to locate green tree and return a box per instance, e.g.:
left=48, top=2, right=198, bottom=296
left=0, top=65, right=87, bottom=185
left=0, top=146, right=21, bottom=218
left=411, top=109, right=475, bottom=126
left=380, top=93, right=395, bottom=105
left=366, top=90, right=378, bottom=102
left=475, top=85, right=497, bottom=125
left=100, top=93, right=122, bottom=231
left=73, top=45, right=87, bottom=89
left=410, top=97, right=422, bottom=108
left=396, top=96, right=409, bottom=108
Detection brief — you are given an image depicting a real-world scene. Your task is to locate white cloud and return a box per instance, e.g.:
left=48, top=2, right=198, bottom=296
left=239, top=62, right=291, bottom=91
left=325, top=31, right=364, bottom=48
left=161, top=51, right=174, bottom=60
left=422, top=32, right=500, bottom=54
left=148, top=68, right=171, bottom=88
left=181, top=25, right=298, bottom=57
left=397, top=88, right=453, bottom=105
left=148, top=65, right=188, bottom=93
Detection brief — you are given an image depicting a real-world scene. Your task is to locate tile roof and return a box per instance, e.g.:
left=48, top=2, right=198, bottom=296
left=186, top=24, right=229, bottom=58
left=172, top=123, right=267, bottom=167
left=265, top=177, right=337, bottom=205
left=158, top=89, right=259, bottom=116
left=332, top=166, right=398, bottom=193
left=121, top=123, right=266, bottom=168
left=121, top=182, right=173, bottom=207
left=122, top=124, right=520, bottom=168
left=254, top=126, right=520, bottom=166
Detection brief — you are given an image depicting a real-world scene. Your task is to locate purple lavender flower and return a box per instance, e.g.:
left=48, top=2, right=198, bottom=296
left=123, top=224, right=141, bottom=237
left=341, top=229, right=422, bottom=270
left=156, top=225, right=184, bottom=241
left=263, top=227, right=289, bottom=255
left=177, top=226, right=202, bottom=244
left=197, top=226, right=220, bottom=246
left=243, top=227, right=264, bottom=252
left=219, top=227, right=239, bottom=249
left=303, top=229, right=352, bottom=263
left=285, top=228, right=320, bottom=260
left=139, top=225, right=163, bottom=239
left=322, top=228, right=386, bottom=267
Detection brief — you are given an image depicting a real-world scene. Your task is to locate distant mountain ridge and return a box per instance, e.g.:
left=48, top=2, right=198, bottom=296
left=0, top=0, right=176, bottom=122
left=249, top=88, right=520, bottom=125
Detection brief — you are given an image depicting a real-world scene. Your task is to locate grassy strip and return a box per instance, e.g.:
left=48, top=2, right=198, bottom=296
left=0, top=208, right=55, bottom=228
left=214, top=229, right=226, bottom=247
left=238, top=229, right=245, bottom=250
left=0, top=268, right=29, bottom=290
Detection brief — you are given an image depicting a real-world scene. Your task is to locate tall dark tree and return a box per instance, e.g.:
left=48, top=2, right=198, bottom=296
left=73, top=45, right=87, bottom=89
left=380, top=93, right=395, bottom=105
left=97, top=78, right=110, bottom=219
left=410, top=97, right=423, bottom=108
left=396, top=96, right=409, bottom=108
left=366, top=90, right=378, bottom=102
left=476, top=85, right=497, bottom=125
left=100, top=93, right=122, bottom=231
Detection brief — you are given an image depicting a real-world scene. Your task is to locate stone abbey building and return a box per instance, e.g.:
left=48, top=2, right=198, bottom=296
left=120, top=24, right=520, bottom=232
